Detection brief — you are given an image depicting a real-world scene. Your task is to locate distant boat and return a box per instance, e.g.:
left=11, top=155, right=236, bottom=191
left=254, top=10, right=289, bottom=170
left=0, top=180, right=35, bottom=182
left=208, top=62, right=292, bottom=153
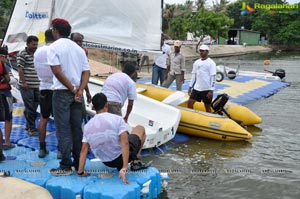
left=216, top=65, right=285, bottom=82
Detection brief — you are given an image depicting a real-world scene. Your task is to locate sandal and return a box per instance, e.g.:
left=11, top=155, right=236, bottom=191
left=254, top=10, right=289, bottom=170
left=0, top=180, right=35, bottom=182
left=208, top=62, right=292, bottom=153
left=28, top=128, right=38, bottom=136
left=130, top=160, right=153, bottom=171
left=3, top=143, right=16, bottom=150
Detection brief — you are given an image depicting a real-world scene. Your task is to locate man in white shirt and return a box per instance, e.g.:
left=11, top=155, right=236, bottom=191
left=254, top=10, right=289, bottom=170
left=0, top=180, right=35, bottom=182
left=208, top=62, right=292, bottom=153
left=34, top=29, right=55, bottom=158
left=152, top=36, right=171, bottom=86
left=102, top=63, right=137, bottom=122
left=76, top=93, right=146, bottom=184
left=48, top=18, right=90, bottom=176
left=188, top=45, right=216, bottom=112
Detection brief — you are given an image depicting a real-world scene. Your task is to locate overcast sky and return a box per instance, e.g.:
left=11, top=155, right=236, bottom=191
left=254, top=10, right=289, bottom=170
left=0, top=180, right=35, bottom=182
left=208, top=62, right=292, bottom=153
left=164, top=0, right=300, bottom=6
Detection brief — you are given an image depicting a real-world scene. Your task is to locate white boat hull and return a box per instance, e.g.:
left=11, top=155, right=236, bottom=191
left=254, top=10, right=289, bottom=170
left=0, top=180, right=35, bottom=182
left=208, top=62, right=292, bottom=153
left=10, top=69, right=181, bottom=149
left=86, top=78, right=181, bottom=149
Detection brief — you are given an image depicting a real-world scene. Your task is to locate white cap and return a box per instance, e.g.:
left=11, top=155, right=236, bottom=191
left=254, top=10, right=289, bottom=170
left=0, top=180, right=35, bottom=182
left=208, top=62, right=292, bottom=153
left=174, top=40, right=181, bottom=47
left=199, top=44, right=209, bottom=51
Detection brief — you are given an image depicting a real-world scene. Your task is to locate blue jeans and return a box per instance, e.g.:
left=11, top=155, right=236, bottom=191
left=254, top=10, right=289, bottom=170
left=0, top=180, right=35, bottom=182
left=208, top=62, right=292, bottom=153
left=19, top=87, right=39, bottom=129
left=52, top=90, right=83, bottom=169
left=152, top=64, right=167, bottom=86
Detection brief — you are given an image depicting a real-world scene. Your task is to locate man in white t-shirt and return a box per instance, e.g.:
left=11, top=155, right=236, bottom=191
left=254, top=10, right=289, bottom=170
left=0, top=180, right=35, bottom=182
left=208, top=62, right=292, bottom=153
left=188, top=45, right=216, bottom=112
left=102, top=63, right=137, bottom=122
left=34, top=29, right=55, bottom=158
left=48, top=18, right=90, bottom=176
left=76, top=93, right=146, bottom=184
left=152, top=36, right=171, bottom=86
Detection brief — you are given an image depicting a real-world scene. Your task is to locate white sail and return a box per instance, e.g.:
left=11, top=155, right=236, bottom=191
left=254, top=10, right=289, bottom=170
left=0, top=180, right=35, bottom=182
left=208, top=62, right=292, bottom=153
left=3, top=0, right=162, bottom=53
left=3, top=0, right=54, bottom=53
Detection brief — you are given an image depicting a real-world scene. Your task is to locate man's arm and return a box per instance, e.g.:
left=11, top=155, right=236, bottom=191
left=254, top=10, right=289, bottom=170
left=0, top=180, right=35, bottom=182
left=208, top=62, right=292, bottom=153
left=18, top=67, right=27, bottom=90
left=119, top=132, right=129, bottom=184
left=181, top=55, right=186, bottom=83
left=124, top=99, right=134, bottom=123
left=50, top=65, right=76, bottom=92
left=1, top=66, right=10, bottom=84
left=84, top=85, right=92, bottom=103
left=76, top=70, right=90, bottom=102
left=77, top=142, right=90, bottom=176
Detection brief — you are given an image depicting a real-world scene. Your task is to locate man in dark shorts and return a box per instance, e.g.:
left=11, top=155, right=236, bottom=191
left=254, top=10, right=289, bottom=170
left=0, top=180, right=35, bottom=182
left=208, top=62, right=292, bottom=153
left=76, top=93, right=147, bottom=184
left=34, top=29, right=55, bottom=158
left=187, top=45, right=216, bottom=112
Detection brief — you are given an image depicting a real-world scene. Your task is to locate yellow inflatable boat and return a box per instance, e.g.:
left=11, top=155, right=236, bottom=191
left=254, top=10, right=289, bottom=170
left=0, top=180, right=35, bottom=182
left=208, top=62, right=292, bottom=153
left=136, top=84, right=262, bottom=126
left=134, top=84, right=262, bottom=141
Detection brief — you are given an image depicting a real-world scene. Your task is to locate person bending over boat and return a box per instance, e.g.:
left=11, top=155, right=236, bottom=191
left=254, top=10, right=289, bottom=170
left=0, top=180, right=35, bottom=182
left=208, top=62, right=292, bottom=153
left=102, top=62, right=137, bottom=122
left=162, top=40, right=186, bottom=91
left=187, top=45, right=216, bottom=113
left=77, top=93, right=147, bottom=184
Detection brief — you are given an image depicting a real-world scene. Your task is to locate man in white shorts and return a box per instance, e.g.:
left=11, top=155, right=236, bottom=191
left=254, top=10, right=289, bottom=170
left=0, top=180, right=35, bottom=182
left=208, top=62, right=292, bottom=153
left=76, top=93, right=147, bottom=184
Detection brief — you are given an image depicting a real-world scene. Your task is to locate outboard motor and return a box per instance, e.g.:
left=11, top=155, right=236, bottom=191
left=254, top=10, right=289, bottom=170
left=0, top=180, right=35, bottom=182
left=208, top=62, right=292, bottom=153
left=211, top=93, right=243, bottom=125
left=211, top=93, right=229, bottom=114
left=273, top=69, right=285, bottom=80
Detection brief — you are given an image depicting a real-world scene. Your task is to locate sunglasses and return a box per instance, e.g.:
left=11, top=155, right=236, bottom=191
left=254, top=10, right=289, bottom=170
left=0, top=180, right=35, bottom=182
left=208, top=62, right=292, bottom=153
left=0, top=54, right=8, bottom=58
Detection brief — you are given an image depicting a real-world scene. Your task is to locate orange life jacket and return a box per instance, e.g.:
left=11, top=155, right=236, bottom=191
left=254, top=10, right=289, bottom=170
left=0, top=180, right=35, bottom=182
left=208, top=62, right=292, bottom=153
left=0, top=62, right=10, bottom=90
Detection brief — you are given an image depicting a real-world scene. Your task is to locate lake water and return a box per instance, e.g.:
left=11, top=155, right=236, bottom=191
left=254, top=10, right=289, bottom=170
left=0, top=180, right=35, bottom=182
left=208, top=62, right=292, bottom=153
left=146, top=51, right=300, bottom=199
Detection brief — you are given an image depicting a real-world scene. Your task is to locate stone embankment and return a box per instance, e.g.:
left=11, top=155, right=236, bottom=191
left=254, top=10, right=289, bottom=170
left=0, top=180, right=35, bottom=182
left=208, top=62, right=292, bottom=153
left=180, top=44, right=272, bottom=60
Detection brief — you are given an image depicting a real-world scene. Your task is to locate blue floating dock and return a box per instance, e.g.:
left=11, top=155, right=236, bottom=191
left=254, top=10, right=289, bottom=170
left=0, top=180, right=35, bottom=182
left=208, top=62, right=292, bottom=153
left=1, top=103, right=167, bottom=199
left=137, top=75, right=289, bottom=105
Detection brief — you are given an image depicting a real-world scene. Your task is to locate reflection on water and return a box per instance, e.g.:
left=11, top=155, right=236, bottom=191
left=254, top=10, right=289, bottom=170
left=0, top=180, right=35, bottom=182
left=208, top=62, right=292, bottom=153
left=246, top=125, right=263, bottom=136
left=154, top=51, right=300, bottom=199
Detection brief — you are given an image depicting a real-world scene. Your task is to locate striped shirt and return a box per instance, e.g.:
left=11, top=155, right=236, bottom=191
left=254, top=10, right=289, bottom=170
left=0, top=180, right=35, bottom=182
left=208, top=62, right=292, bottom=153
left=17, top=48, right=40, bottom=89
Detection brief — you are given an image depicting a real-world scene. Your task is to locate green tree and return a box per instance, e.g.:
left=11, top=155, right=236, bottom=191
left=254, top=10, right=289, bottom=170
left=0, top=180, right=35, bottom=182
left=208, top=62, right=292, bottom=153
left=187, top=8, right=233, bottom=40
left=226, top=0, right=255, bottom=29
left=252, top=10, right=300, bottom=44
left=212, top=0, right=230, bottom=13
left=170, top=15, right=189, bottom=40
left=163, top=4, right=176, bottom=36
left=272, top=20, right=300, bottom=45
left=195, top=0, right=206, bottom=10
left=0, top=0, right=15, bottom=39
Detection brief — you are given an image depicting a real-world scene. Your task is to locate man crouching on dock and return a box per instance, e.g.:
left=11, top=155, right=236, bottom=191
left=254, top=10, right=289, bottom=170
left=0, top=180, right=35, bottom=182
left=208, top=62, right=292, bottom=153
left=77, top=93, right=147, bottom=184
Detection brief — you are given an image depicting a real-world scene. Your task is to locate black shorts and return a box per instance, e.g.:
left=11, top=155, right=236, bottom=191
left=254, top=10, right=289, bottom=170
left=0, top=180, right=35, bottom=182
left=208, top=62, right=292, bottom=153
left=40, top=90, right=53, bottom=118
left=103, top=134, right=141, bottom=171
left=0, top=94, right=12, bottom=121
left=189, top=89, right=212, bottom=104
